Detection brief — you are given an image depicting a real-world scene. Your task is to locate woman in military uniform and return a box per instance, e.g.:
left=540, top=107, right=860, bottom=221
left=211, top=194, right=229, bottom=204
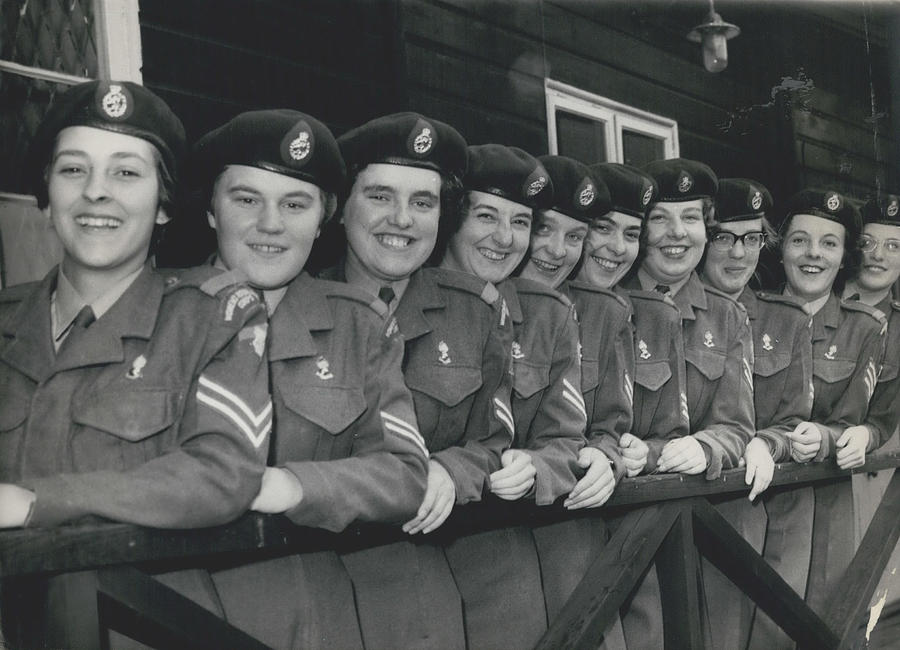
left=698, top=179, right=814, bottom=650
left=0, top=81, right=271, bottom=648
left=773, top=189, right=886, bottom=618
left=321, top=112, right=515, bottom=650
left=438, top=147, right=606, bottom=648
left=189, top=109, right=429, bottom=650
left=577, top=162, right=688, bottom=650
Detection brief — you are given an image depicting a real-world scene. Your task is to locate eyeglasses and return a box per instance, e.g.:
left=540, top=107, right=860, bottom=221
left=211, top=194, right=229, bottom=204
left=709, top=230, right=766, bottom=250
left=859, top=235, right=900, bottom=255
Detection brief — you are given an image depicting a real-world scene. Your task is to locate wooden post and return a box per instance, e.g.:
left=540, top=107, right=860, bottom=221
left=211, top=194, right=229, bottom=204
left=656, top=501, right=704, bottom=649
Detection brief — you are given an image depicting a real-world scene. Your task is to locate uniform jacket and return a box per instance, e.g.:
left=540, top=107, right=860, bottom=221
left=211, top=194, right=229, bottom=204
left=810, top=293, right=886, bottom=460
left=866, top=296, right=900, bottom=450
left=0, top=265, right=271, bottom=528
left=670, top=272, right=755, bottom=478
left=500, top=278, right=584, bottom=505
left=269, top=273, right=428, bottom=532
left=738, top=288, right=814, bottom=462
left=565, top=280, right=633, bottom=481
left=622, top=287, right=690, bottom=472
left=393, top=267, right=515, bottom=504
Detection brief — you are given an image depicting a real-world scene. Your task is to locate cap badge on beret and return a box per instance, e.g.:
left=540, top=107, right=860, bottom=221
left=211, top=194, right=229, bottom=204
left=578, top=180, right=596, bottom=207
left=525, top=172, right=548, bottom=197
left=280, top=120, right=316, bottom=167
left=677, top=171, right=693, bottom=194
left=825, top=191, right=842, bottom=212
left=99, top=83, right=131, bottom=120
left=888, top=199, right=899, bottom=217
left=407, top=119, right=435, bottom=157
left=751, top=191, right=763, bottom=211
left=642, top=184, right=653, bottom=206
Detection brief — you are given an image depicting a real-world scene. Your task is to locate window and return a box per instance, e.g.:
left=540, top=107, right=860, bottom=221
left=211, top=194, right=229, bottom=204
left=0, top=0, right=142, bottom=197
left=545, top=79, right=678, bottom=167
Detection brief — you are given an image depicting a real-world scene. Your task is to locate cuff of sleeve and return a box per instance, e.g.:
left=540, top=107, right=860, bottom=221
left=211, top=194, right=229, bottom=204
left=530, top=455, right=572, bottom=506
left=755, top=430, right=789, bottom=463
left=865, top=424, right=882, bottom=453
left=693, top=438, right=722, bottom=480
left=431, top=449, right=489, bottom=505
left=815, top=424, right=840, bottom=461
left=644, top=439, right=667, bottom=474
left=283, top=463, right=344, bottom=533
left=24, top=476, right=85, bottom=528
left=590, top=436, right=627, bottom=483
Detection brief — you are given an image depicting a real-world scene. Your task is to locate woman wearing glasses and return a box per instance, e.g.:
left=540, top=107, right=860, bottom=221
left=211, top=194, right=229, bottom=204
left=698, top=179, right=814, bottom=649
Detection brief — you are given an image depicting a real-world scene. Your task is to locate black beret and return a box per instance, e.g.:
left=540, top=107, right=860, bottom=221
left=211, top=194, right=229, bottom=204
left=715, top=178, right=773, bottom=222
left=643, top=158, right=718, bottom=201
left=338, top=112, right=467, bottom=179
left=589, top=162, right=657, bottom=220
left=464, top=144, right=553, bottom=209
left=192, top=109, right=345, bottom=195
left=861, top=193, right=900, bottom=227
left=538, top=155, right=610, bottom=222
left=28, top=80, right=186, bottom=193
left=782, top=188, right=862, bottom=234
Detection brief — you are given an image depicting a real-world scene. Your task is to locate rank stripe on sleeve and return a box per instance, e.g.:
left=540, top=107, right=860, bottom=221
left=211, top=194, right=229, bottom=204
left=493, top=397, right=515, bottom=436
left=381, top=410, right=429, bottom=456
left=562, top=378, right=587, bottom=420
left=742, top=357, right=754, bottom=392
left=624, top=371, right=634, bottom=407
left=197, top=375, right=272, bottom=448
left=863, top=359, right=878, bottom=401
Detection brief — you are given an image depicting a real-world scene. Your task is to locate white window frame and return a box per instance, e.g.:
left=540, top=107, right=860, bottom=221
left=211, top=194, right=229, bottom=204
left=545, top=78, right=679, bottom=163
left=0, top=0, right=142, bottom=203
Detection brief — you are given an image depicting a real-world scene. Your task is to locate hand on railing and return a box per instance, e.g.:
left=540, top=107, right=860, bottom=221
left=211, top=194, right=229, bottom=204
left=489, top=449, right=536, bottom=501
left=657, top=436, right=708, bottom=475
left=564, top=447, right=615, bottom=509
left=249, top=467, right=303, bottom=514
left=786, top=421, right=822, bottom=463
left=619, top=433, right=649, bottom=478
left=0, top=484, right=36, bottom=528
left=836, top=425, right=870, bottom=470
left=742, top=438, right=775, bottom=501
left=403, top=459, right=456, bottom=535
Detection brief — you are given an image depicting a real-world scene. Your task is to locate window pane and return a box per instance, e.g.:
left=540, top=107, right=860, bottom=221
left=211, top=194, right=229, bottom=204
left=556, top=110, right=607, bottom=165
left=0, top=72, right=74, bottom=193
left=622, top=129, right=664, bottom=167
left=1, top=0, right=98, bottom=77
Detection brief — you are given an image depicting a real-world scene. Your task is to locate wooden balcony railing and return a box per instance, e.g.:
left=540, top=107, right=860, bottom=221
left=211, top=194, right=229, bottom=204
left=2, top=449, right=899, bottom=649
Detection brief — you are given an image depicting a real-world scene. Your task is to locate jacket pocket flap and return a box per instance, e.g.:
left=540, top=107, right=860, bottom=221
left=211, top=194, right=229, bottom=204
left=404, top=364, right=482, bottom=408
left=813, top=358, right=856, bottom=384
left=634, top=360, right=673, bottom=391
left=514, top=362, right=551, bottom=399
left=73, top=388, right=179, bottom=442
left=686, top=348, right=726, bottom=381
left=754, top=352, right=791, bottom=378
left=280, top=384, right=367, bottom=434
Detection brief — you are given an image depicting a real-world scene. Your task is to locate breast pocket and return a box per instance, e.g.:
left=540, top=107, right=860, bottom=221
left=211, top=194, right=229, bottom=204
left=634, top=360, right=673, bottom=392
left=279, top=383, right=367, bottom=435
left=754, top=352, right=791, bottom=378
left=685, top=347, right=726, bottom=381
left=513, top=362, right=550, bottom=400
left=72, top=387, right=180, bottom=442
left=812, top=358, right=856, bottom=385
left=404, top=364, right=483, bottom=449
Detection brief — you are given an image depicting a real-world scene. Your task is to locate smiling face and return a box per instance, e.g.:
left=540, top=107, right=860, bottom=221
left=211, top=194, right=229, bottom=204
left=641, top=199, right=707, bottom=285
left=856, top=222, right=900, bottom=293
left=208, top=164, right=324, bottom=289
left=342, top=163, right=441, bottom=283
left=781, top=213, right=846, bottom=302
left=442, top=190, right=533, bottom=284
left=575, top=210, right=642, bottom=289
left=519, top=209, right=587, bottom=289
left=47, top=126, right=168, bottom=281
left=700, top=218, right=764, bottom=296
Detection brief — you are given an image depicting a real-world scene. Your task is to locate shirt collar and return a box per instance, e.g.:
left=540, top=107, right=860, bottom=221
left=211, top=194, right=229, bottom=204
left=636, top=267, right=690, bottom=296
left=52, top=265, right=143, bottom=342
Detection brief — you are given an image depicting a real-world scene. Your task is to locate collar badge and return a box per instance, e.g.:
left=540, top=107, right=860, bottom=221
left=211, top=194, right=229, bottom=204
left=126, top=354, right=147, bottom=380
left=638, top=339, right=651, bottom=360
left=511, top=341, right=525, bottom=360
left=824, top=345, right=837, bottom=360
left=762, top=333, right=773, bottom=351
left=703, top=330, right=715, bottom=348
left=316, top=356, right=334, bottom=380
left=438, top=340, right=451, bottom=365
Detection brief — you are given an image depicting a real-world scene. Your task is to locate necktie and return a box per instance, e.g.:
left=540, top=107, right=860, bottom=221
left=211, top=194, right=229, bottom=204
left=378, top=286, right=396, bottom=308
left=847, top=293, right=861, bottom=301
left=57, top=305, right=96, bottom=355
left=654, top=284, right=671, bottom=295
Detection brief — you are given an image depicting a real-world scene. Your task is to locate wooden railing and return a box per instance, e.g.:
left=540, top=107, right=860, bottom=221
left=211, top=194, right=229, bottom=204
left=2, top=450, right=900, bottom=649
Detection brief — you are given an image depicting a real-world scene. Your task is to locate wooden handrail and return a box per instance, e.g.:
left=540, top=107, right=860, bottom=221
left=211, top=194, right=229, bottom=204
left=2, top=450, right=898, bottom=578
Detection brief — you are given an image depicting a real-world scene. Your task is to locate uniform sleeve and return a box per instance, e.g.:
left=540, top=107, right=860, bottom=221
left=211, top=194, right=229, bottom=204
left=816, top=323, right=885, bottom=460
left=282, top=317, right=429, bottom=532
left=587, top=309, right=634, bottom=483
left=755, top=317, right=814, bottom=463
left=431, top=297, right=515, bottom=504
left=26, top=295, right=272, bottom=528
left=522, top=305, right=585, bottom=505
left=641, top=316, right=690, bottom=474
left=865, top=353, right=900, bottom=451
left=692, top=312, right=756, bottom=479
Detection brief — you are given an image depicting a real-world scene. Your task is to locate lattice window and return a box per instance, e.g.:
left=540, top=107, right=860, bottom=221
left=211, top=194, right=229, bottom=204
left=0, top=0, right=140, bottom=196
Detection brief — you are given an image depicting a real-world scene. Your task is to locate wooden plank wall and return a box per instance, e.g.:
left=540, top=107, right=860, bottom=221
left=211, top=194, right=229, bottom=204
left=398, top=0, right=896, bottom=205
